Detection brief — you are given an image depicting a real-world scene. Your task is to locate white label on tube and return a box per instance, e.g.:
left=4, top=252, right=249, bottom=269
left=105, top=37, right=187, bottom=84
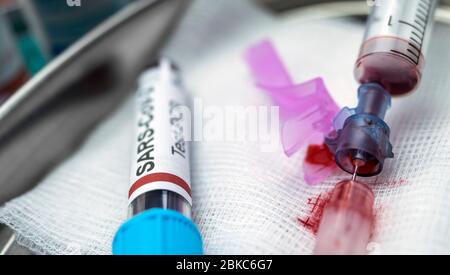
left=129, top=63, right=192, bottom=206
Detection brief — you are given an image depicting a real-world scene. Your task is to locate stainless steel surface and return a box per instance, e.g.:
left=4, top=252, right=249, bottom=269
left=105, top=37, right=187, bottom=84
left=0, top=225, right=31, bottom=255
left=0, top=0, right=190, bottom=204
left=278, top=0, right=450, bottom=24
left=258, top=0, right=360, bottom=12
left=258, top=0, right=450, bottom=12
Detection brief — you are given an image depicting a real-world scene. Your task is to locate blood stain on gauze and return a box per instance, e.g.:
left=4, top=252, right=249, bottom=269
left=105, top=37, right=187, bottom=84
left=304, top=144, right=339, bottom=185
left=297, top=192, right=331, bottom=235
left=244, top=40, right=340, bottom=184
left=298, top=189, right=380, bottom=241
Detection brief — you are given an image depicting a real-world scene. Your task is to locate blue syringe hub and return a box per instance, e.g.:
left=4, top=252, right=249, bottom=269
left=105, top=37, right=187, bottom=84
left=325, top=83, right=394, bottom=177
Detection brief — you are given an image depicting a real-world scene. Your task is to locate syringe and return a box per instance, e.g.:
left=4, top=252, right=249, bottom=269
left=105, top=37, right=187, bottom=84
left=356, top=0, right=438, bottom=95
left=326, top=0, right=438, bottom=177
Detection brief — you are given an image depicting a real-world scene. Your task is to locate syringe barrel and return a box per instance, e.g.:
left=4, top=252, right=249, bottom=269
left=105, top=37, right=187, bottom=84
left=363, top=0, right=438, bottom=54
left=355, top=0, right=438, bottom=95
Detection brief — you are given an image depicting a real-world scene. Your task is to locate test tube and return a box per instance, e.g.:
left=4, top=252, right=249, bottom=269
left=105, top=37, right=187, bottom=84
left=0, top=13, right=27, bottom=101
left=113, top=60, right=202, bottom=255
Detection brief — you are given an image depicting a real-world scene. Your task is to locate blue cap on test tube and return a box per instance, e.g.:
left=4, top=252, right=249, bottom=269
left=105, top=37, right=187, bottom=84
left=113, top=208, right=203, bottom=255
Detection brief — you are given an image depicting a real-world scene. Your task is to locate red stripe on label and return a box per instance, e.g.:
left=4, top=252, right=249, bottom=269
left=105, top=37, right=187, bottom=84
left=128, top=172, right=191, bottom=198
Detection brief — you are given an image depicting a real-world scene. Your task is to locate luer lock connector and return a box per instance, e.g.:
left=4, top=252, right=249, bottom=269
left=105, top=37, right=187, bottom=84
left=325, top=83, right=394, bottom=177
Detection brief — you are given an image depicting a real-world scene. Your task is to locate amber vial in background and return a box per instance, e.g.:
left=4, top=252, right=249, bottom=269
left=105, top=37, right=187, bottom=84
left=314, top=180, right=375, bottom=255
left=0, top=14, right=28, bottom=102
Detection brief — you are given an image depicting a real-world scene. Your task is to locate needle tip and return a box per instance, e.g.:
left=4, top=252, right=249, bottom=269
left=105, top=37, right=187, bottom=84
left=351, top=159, right=364, bottom=181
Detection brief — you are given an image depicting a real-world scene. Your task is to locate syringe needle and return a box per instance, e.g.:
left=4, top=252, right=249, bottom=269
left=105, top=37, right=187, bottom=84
left=352, top=164, right=358, bottom=182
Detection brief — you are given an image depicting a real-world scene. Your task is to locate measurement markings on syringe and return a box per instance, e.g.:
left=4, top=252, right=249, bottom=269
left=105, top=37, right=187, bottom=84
left=390, top=0, right=433, bottom=65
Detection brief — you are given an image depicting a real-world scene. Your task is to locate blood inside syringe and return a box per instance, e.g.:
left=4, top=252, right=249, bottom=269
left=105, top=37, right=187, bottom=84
left=355, top=36, right=425, bottom=96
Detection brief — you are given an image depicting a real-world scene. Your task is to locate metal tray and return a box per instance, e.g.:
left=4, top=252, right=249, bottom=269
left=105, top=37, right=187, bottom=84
left=0, top=0, right=189, bottom=204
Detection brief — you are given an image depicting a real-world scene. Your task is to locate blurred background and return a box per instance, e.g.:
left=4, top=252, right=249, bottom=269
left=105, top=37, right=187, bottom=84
left=0, top=0, right=136, bottom=102
left=1, top=0, right=450, bottom=103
